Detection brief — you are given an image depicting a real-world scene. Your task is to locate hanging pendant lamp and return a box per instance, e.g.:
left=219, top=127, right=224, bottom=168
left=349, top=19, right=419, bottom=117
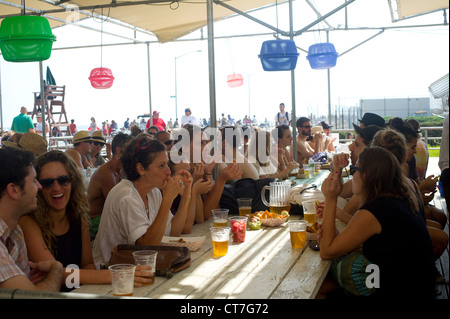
left=306, top=43, right=339, bottom=70
left=89, top=67, right=115, bottom=89
left=227, top=73, right=244, bottom=88
left=89, top=13, right=114, bottom=89
left=259, top=39, right=299, bottom=71
left=0, top=16, right=56, bottom=62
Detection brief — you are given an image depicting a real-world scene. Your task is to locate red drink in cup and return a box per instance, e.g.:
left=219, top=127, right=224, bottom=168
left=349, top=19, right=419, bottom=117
left=230, top=217, right=247, bottom=243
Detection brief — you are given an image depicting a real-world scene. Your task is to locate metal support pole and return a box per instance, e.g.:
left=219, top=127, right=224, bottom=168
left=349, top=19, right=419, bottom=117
left=207, top=0, right=217, bottom=129
left=146, top=42, right=152, bottom=116
left=289, top=0, right=298, bottom=162
left=327, top=31, right=332, bottom=124
left=0, top=61, right=3, bottom=132
left=39, top=61, right=48, bottom=146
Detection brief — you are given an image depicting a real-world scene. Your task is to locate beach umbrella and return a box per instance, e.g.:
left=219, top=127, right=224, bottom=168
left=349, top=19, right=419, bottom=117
left=46, top=66, right=56, bottom=85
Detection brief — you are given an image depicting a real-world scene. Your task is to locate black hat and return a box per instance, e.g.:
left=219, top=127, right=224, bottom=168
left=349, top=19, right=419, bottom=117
left=320, top=121, right=333, bottom=129
left=358, top=113, right=385, bottom=128
left=353, top=123, right=383, bottom=145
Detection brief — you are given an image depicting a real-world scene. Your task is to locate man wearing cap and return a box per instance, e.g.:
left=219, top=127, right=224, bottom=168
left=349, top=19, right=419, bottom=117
left=66, top=131, right=94, bottom=169
left=335, top=124, right=383, bottom=202
left=146, top=111, right=167, bottom=132
left=87, top=133, right=133, bottom=239
left=320, top=121, right=336, bottom=152
left=358, top=112, right=385, bottom=128
left=86, top=131, right=111, bottom=168
left=328, top=123, right=384, bottom=223
left=11, top=107, right=35, bottom=134
left=181, top=108, right=200, bottom=127
left=34, top=114, right=48, bottom=136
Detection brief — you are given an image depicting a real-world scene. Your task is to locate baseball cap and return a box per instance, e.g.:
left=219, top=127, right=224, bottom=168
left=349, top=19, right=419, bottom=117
left=320, top=121, right=333, bottom=129
left=153, top=110, right=159, bottom=115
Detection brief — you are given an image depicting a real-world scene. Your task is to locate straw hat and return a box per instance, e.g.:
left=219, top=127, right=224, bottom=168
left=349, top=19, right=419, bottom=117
left=92, top=131, right=106, bottom=143
left=19, top=132, right=48, bottom=156
left=311, top=126, right=323, bottom=134
left=73, top=131, right=93, bottom=144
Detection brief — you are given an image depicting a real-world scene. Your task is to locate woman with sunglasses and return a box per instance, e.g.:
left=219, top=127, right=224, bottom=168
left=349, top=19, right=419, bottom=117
left=92, top=136, right=192, bottom=267
left=19, top=151, right=152, bottom=289
left=319, top=146, right=435, bottom=298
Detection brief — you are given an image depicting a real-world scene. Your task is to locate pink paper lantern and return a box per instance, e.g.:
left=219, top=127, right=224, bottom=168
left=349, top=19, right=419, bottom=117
left=227, top=73, right=244, bottom=88
left=89, top=67, right=115, bottom=89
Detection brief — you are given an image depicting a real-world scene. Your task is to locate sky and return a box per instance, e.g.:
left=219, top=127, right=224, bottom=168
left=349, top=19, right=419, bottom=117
left=1, top=0, right=449, bottom=131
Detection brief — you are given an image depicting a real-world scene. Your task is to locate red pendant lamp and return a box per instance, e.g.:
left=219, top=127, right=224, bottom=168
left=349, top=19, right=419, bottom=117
left=227, top=73, right=244, bottom=88
left=89, top=67, right=114, bottom=89
left=89, top=15, right=114, bottom=89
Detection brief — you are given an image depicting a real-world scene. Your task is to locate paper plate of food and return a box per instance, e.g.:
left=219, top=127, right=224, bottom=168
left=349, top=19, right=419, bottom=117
left=161, top=236, right=206, bottom=251
left=250, top=210, right=289, bottom=227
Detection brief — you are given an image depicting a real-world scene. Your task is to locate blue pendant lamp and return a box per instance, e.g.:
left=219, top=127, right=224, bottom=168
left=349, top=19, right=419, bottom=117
left=259, top=39, right=299, bottom=71
left=306, top=42, right=339, bottom=70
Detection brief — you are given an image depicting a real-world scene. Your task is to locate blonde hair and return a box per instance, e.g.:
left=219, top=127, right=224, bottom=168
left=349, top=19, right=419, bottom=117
left=32, top=151, right=89, bottom=254
left=370, top=128, right=407, bottom=164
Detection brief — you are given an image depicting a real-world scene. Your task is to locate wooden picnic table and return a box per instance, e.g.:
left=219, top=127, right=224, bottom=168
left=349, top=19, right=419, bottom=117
left=72, top=169, right=346, bottom=299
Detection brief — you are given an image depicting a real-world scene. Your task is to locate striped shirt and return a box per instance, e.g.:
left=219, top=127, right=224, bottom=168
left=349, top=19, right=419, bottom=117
left=0, top=218, right=30, bottom=284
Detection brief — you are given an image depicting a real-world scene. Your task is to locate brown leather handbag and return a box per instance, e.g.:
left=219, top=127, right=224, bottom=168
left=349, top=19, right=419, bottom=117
left=107, top=245, right=191, bottom=278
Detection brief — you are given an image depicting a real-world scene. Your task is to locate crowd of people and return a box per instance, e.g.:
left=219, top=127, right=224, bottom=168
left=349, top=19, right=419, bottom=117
left=0, top=103, right=448, bottom=299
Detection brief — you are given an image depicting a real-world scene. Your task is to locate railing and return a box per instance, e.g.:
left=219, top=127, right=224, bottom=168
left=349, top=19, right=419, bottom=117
left=332, top=127, right=443, bottom=151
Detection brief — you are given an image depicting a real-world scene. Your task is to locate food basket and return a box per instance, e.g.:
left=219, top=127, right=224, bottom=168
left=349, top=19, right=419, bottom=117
left=161, top=236, right=205, bottom=252
left=260, top=216, right=288, bottom=227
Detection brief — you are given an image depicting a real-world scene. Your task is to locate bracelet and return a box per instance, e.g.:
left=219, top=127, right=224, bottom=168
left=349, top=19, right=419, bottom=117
left=205, top=173, right=213, bottom=175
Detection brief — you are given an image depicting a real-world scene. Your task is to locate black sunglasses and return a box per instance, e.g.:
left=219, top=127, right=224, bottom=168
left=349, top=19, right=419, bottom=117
left=349, top=165, right=360, bottom=175
left=302, top=125, right=312, bottom=129
left=93, top=142, right=105, bottom=146
left=164, top=140, right=173, bottom=146
left=39, top=175, right=73, bottom=189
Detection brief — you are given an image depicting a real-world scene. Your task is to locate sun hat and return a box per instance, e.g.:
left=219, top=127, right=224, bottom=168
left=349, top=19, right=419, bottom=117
left=19, top=132, right=48, bottom=156
left=92, top=131, right=106, bottom=143
left=73, top=131, right=93, bottom=144
left=358, top=113, right=385, bottom=128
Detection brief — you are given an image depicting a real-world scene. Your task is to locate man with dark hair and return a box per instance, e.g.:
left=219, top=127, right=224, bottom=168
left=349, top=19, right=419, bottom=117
left=87, top=133, right=133, bottom=239
left=275, top=103, right=290, bottom=126
left=293, top=117, right=322, bottom=164
left=0, top=147, right=63, bottom=291
left=349, top=124, right=384, bottom=165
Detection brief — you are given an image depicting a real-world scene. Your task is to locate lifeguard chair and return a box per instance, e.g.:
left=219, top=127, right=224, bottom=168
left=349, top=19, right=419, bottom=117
left=32, top=84, right=70, bottom=137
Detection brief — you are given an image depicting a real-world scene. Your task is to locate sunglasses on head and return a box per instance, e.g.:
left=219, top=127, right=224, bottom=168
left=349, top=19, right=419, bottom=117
left=164, top=140, right=173, bottom=146
left=39, top=175, right=73, bottom=189
left=349, top=165, right=360, bottom=175
left=93, top=142, right=104, bottom=146
left=136, top=137, right=152, bottom=153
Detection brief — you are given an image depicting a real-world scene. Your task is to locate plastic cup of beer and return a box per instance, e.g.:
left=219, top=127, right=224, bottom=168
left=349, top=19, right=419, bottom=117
left=212, top=209, right=229, bottom=227
left=237, top=198, right=252, bottom=217
left=230, top=216, right=248, bottom=243
left=289, top=220, right=307, bottom=249
left=108, top=264, right=136, bottom=296
left=302, top=200, right=317, bottom=225
left=132, top=250, right=158, bottom=285
left=211, top=227, right=230, bottom=257
left=314, top=162, right=321, bottom=174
